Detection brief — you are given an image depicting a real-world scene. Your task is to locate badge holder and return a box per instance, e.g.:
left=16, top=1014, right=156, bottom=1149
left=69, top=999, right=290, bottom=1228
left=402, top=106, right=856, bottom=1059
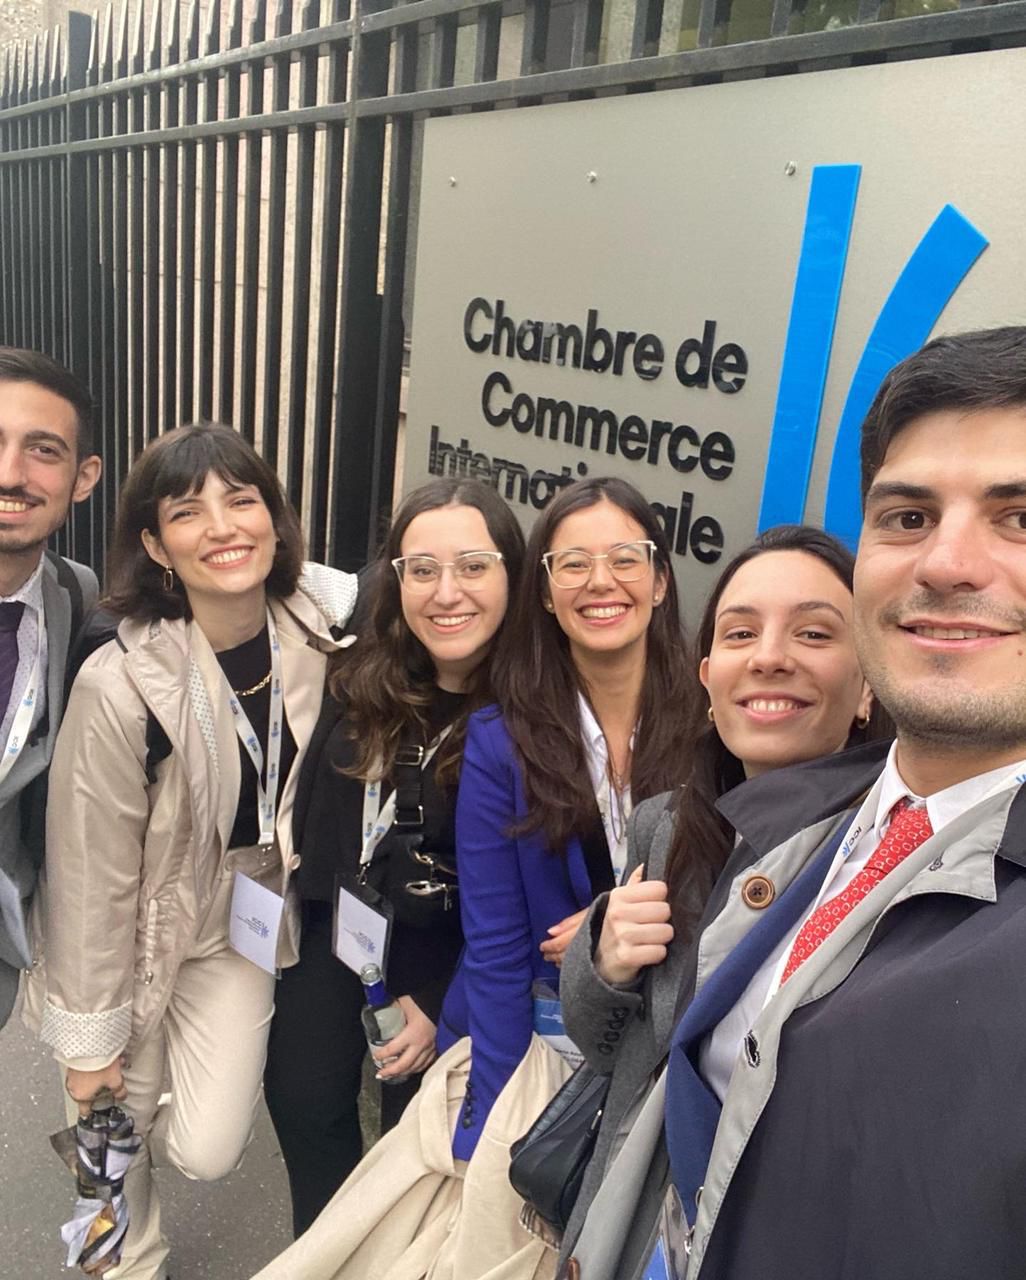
left=333, top=870, right=394, bottom=978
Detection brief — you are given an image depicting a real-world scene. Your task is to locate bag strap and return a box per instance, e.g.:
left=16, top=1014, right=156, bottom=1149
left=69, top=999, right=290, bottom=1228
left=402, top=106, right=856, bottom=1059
left=359, top=725, right=453, bottom=870
left=393, top=736, right=431, bottom=829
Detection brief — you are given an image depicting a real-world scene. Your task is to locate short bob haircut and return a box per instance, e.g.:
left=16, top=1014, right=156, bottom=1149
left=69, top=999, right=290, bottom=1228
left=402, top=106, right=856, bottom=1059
left=105, top=423, right=305, bottom=621
left=861, top=325, right=1026, bottom=501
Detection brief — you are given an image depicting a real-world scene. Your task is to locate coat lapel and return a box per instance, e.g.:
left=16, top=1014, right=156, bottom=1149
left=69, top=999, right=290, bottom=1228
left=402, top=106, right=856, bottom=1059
left=272, top=600, right=326, bottom=859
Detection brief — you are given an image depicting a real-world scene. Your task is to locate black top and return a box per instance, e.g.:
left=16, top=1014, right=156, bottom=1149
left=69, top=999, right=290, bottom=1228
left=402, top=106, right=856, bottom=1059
left=216, top=626, right=298, bottom=849
left=295, top=684, right=466, bottom=1020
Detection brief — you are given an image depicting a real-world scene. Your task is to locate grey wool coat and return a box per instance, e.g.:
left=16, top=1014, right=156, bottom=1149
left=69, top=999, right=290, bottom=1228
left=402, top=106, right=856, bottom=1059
left=557, top=740, right=891, bottom=1279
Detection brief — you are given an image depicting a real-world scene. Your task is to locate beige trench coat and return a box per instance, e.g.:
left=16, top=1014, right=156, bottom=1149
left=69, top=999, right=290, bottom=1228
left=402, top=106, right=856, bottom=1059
left=252, top=1035, right=573, bottom=1280
left=24, top=564, right=357, bottom=1071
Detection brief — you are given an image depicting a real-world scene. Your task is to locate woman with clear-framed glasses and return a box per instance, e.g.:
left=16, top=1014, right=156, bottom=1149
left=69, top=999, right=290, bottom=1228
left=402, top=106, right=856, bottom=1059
left=261, top=477, right=525, bottom=1238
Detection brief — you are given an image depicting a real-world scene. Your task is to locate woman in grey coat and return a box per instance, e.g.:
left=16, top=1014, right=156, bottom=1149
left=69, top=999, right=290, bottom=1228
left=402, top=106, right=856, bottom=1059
left=558, top=525, right=883, bottom=1278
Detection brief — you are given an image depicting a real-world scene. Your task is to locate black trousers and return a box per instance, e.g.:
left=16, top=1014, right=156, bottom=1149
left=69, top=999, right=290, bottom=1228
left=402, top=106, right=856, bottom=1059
left=264, top=903, right=419, bottom=1237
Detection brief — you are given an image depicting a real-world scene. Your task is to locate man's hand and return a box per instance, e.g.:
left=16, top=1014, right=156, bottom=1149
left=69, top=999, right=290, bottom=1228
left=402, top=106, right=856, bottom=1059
left=595, top=865, right=674, bottom=986
left=539, top=908, right=589, bottom=967
left=373, top=996, right=437, bottom=1081
left=65, top=1059, right=128, bottom=1117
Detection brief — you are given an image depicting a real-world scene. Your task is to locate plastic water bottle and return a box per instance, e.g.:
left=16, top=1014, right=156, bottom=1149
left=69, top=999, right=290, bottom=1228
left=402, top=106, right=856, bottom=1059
left=360, top=963, right=407, bottom=1071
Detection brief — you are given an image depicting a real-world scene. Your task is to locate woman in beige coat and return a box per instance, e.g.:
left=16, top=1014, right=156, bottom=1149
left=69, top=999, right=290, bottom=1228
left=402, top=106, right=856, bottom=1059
left=25, top=424, right=357, bottom=1280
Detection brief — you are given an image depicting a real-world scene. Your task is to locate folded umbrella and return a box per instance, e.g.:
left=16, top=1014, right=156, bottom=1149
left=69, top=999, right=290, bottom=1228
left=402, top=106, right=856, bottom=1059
left=51, top=1090, right=142, bottom=1275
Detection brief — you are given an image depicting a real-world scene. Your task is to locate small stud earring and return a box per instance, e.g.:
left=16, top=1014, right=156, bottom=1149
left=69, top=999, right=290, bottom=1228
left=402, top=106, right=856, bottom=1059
left=544, top=600, right=555, bottom=612
left=163, top=565, right=174, bottom=592
left=707, top=706, right=715, bottom=723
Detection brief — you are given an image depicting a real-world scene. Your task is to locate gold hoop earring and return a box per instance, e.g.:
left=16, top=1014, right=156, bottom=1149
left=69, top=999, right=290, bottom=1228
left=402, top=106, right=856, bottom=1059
left=163, top=565, right=174, bottom=592
left=856, top=715, right=870, bottom=730
left=707, top=706, right=715, bottom=723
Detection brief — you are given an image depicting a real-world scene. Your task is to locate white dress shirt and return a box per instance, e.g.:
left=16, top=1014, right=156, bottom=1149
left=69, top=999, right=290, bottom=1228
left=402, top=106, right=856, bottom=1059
left=699, top=741, right=1026, bottom=1101
left=0, top=555, right=47, bottom=750
left=578, top=692, right=633, bottom=884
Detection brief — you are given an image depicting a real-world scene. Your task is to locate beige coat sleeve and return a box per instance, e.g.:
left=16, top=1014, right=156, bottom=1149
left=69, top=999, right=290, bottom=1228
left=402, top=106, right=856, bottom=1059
left=40, top=659, right=151, bottom=1070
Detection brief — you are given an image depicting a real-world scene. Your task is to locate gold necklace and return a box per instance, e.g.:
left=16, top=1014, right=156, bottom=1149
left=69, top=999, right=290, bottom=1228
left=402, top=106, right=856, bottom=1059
left=234, top=670, right=272, bottom=697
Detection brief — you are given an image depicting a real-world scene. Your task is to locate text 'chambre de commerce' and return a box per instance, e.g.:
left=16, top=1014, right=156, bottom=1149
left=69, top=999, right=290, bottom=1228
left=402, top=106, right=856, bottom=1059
left=425, top=297, right=749, bottom=564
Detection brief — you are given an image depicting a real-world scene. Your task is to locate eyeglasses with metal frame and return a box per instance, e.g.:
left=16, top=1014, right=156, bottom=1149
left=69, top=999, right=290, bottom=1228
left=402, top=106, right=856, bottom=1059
left=391, top=550, right=505, bottom=593
left=541, top=539, right=657, bottom=589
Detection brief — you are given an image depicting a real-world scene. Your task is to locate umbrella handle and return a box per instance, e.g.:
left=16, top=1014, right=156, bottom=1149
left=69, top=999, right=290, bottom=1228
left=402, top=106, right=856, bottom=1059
left=89, top=1088, right=117, bottom=1113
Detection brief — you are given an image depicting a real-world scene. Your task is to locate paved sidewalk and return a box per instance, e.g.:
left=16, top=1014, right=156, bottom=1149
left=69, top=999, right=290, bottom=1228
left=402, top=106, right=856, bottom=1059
left=0, top=998, right=294, bottom=1278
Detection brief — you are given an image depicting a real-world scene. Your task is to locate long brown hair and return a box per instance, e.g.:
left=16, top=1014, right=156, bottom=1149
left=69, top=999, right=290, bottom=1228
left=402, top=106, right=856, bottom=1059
left=330, top=478, right=525, bottom=784
left=664, top=524, right=892, bottom=927
left=495, top=477, right=693, bottom=854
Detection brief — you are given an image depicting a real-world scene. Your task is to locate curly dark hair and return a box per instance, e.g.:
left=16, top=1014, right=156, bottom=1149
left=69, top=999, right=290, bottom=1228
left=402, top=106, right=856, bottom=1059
left=105, top=423, right=305, bottom=621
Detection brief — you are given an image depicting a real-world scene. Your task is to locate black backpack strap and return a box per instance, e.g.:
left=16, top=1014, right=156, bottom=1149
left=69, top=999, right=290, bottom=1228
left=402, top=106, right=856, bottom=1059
left=114, top=633, right=171, bottom=784
left=46, top=548, right=84, bottom=640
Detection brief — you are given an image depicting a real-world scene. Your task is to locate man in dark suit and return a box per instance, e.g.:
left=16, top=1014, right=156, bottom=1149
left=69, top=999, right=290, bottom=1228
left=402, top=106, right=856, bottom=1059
left=0, top=348, right=100, bottom=1031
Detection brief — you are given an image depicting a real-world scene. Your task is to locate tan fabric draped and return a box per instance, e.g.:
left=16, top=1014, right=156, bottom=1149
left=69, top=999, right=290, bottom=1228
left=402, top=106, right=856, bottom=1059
left=253, top=1035, right=572, bottom=1280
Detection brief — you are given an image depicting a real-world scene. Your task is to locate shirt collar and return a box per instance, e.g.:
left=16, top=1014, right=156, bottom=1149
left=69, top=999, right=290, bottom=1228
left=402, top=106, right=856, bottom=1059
left=576, top=691, right=606, bottom=757
left=874, top=739, right=1026, bottom=838
left=0, top=555, right=45, bottom=614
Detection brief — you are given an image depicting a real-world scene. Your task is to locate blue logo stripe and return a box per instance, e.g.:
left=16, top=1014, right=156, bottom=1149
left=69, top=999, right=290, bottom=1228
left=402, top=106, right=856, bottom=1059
left=757, top=164, right=861, bottom=532
left=823, top=204, right=989, bottom=549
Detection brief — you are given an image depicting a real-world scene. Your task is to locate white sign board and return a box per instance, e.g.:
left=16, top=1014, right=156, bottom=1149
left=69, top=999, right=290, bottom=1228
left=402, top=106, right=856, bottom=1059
left=404, top=47, right=1026, bottom=616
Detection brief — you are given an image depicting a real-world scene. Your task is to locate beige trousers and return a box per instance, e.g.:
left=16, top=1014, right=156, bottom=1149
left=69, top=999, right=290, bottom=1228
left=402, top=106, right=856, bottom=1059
left=63, top=865, right=277, bottom=1280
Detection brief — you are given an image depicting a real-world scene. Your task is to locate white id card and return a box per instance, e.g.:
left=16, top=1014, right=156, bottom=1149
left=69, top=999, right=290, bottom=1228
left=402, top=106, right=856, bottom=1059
left=229, top=871, right=285, bottom=974
left=334, top=883, right=391, bottom=976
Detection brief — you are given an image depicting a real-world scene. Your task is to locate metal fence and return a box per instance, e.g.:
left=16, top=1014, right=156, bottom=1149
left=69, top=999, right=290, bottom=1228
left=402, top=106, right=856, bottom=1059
left=1, top=0, right=1025, bottom=573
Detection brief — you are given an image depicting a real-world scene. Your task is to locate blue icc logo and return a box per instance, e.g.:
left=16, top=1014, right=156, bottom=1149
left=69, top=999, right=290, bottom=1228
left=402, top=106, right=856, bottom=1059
left=757, top=164, right=988, bottom=550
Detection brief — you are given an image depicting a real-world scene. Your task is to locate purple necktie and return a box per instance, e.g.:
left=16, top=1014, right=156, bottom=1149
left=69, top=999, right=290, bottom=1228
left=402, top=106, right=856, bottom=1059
left=0, top=601, right=26, bottom=717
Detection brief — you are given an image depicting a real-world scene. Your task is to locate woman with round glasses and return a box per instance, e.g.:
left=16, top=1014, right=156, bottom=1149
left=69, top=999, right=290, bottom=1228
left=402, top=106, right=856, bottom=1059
left=262, top=476, right=524, bottom=1237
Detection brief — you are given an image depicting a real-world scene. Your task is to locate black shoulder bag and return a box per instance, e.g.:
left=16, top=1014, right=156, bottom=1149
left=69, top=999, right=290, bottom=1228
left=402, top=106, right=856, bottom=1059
left=508, top=1061, right=610, bottom=1234
left=358, top=732, right=459, bottom=930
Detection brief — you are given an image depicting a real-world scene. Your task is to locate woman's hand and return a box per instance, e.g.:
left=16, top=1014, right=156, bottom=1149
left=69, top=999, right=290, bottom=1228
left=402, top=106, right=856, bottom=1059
left=595, top=865, right=674, bottom=986
left=373, top=996, right=437, bottom=1081
left=539, top=908, right=588, bottom=967
left=65, top=1059, right=128, bottom=1117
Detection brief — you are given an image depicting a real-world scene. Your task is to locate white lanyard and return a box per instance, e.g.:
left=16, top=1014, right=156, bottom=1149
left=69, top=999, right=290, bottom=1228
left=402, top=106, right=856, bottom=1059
left=359, top=726, right=452, bottom=869
left=0, top=609, right=41, bottom=789
left=224, top=610, right=284, bottom=849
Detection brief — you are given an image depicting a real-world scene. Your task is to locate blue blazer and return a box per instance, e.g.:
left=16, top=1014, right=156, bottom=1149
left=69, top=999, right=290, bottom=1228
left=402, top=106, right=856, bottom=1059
left=438, top=706, right=595, bottom=1159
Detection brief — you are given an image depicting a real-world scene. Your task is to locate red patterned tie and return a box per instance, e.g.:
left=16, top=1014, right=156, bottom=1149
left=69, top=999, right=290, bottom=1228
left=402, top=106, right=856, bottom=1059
left=781, top=797, right=933, bottom=984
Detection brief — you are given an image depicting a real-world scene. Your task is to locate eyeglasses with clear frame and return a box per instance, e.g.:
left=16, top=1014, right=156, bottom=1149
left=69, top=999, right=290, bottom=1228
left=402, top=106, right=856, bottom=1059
left=542, top=540, right=657, bottom=589
left=391, top=550, right=505, bottom=593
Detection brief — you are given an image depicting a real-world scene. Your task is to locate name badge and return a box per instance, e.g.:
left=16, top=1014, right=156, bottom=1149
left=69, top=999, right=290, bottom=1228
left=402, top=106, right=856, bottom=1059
left=334, top=882, right=393, bottom=976
left=228, top=871, right=285, bottom=975
left=532, top=985, right=583, bottom=1068
left=641, top=1183, right=689, bottom=1280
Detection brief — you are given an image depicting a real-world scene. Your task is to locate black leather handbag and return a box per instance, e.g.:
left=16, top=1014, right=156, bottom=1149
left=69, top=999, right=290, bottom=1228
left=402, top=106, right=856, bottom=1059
left=508, top=1063, right=610, bottom=1234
